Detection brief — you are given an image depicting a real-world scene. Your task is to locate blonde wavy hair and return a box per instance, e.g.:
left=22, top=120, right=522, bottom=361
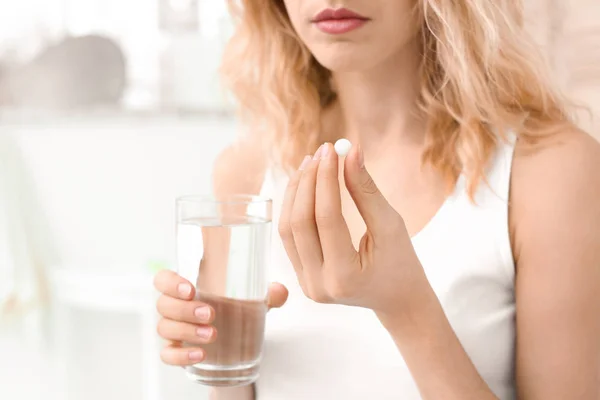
left=221, top=0, right=572, bottom=196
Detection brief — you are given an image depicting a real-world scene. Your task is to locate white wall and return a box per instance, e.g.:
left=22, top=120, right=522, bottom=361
left=526, top=0, right=600, bottom=138
left=13, top=115, right=237, bottom=271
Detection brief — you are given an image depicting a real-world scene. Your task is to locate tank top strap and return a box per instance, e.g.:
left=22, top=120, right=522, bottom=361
left=472, top=133, right=518, bottom=282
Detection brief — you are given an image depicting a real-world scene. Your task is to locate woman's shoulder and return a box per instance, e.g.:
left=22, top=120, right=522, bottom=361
left=511, top=127, right=600, bottom=199
left=510, top=127, right=600, bottom=261
left=212, top=139, right=269, bottom=197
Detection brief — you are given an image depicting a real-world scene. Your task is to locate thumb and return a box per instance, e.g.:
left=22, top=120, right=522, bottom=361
left=267, top=282, right=289, bottom=310
left=343, top=144, right=400, bottom=235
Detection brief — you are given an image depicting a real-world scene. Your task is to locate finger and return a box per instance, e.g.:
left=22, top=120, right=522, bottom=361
left=267, top=282, right=289, bottom=309
left=278, top=156, right=309, bottom=276
left=315, top=142, right=356, bottom=261
left=291, top=146, right=325, bottom=270
left=344, top=144, right=403, bottom=236
left=160, top=342, right=206, bottom=366
left=156, top=295, right=215, bottom=324
left=154, top=270, right=196, bottom=301
left=292, top=146, right=331, bottom=302
left=157, top=318, right=217, bottom=345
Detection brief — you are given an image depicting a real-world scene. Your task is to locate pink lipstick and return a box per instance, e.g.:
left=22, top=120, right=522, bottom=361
left=311, top=8, right=370, bottom=34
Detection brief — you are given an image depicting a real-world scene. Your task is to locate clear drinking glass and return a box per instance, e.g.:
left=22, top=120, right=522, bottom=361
left=176, top=195, right=272, bottom=387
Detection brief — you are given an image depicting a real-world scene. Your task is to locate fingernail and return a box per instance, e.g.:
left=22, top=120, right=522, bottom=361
left=189, top=351, right=204, bottom=361
left=313, top=145, right=323, bottom=160
left=299, top=155, right=311, bottom=171
left=357, top=144, right=364, bottom=168
left=320, top=143, right=330, bottom=159
left=194, top=306, right=211, bottom=321
left=178, top=283, right=192, bottom=297
left=196, top=327, right=213, bottom=339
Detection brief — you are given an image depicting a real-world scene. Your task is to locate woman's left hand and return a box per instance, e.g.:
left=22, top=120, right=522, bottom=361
left=278, top=142, right=429, bottom=317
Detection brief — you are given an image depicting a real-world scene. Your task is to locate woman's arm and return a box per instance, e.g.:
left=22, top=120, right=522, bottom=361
left=511, top=130, right=600, bottom=399
left=378, top=284, right=498, bottom=400
left=380, top=130, right=600, bottom=400
left=196, top=140, right=267, bottom=293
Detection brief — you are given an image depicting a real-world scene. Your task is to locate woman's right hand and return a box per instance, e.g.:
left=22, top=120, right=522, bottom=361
left=154, top=270, right=217, bottom=365
left=154, top=269, right=289, bottom=366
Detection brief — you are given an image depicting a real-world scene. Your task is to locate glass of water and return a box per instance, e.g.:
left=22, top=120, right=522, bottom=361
left=176, top=195, right=272, bottom=387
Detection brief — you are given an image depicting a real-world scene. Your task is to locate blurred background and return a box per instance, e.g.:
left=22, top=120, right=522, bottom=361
left=0, top=1, right=598, bottom=400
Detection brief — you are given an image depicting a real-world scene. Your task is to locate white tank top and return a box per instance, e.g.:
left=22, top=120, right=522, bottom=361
left=256, top=139, right=517, bottom=400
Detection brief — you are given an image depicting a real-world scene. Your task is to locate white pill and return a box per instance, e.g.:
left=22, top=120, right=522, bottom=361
left=334, top=139, right=352, bottom=157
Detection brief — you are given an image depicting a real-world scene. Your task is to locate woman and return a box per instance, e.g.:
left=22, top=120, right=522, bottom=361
left=154, top=1, right=600, bottom=399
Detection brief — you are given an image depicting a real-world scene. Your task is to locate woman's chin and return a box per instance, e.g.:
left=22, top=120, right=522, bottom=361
left=312, top=47, right=381, bottom=74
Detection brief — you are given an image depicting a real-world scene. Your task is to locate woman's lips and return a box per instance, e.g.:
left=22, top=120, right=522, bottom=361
left=314, top=19, right=368, bottom=34
left=312, top=8, right=369, bottom=35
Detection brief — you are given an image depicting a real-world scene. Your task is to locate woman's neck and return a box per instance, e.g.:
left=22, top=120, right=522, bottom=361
left=330, top=39, right=426, bottom=153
